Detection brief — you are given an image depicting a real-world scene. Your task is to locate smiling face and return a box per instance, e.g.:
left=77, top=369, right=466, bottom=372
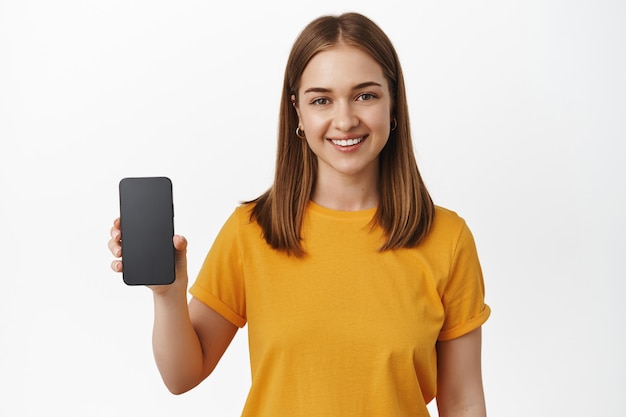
left=293, top=44, right=393, bottom=187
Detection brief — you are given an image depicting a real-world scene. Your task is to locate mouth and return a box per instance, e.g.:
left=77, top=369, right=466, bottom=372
left=329, top=137, right=364, bottom=147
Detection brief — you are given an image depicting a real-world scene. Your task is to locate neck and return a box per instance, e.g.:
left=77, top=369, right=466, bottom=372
left=311, top=171, right=379, bottom=212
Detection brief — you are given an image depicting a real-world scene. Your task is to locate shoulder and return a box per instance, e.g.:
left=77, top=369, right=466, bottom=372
left=233, top=202, right=256, bottom=219
left=209, top=202, right=266, bottom=256
left=213, top=203, right=259, bottom=240
left=419, top=205, right=475, bottom=251
left=227, top=202, right=265, bottom=238
left=432, top=205, right=468, bottom=234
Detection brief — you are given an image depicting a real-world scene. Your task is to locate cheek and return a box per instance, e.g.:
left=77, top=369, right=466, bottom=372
left=367, top=110, right=391, bottom=133
left=300, top=113, right=328, bottom=134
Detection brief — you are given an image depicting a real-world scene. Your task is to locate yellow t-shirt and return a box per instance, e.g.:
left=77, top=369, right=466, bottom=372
left=190, top=202, right=490, bottom=416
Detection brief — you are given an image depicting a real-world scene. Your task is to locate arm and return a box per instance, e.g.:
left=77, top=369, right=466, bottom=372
left=109, top=218, right=238, bottom=395
left=151, top=292, right=238, bottom=395
left=436, top=327, right=487, bottom=417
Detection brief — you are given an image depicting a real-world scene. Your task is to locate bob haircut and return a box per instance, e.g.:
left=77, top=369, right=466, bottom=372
left=249, top=12, right=434, bottom=256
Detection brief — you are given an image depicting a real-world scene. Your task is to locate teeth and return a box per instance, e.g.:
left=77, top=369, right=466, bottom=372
left=331, top=137, right=363, bottom=147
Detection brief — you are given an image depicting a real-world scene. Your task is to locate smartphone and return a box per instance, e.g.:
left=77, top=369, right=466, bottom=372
left=118, top=176, right=175, bottom=286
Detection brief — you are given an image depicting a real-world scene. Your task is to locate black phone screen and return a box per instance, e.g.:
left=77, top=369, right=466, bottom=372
left=119, top=177, right=175, bottom=286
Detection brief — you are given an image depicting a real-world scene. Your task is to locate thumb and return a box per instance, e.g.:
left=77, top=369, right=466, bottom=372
left=173, top=234, right=187, bottom=252
left=173, top=235, right=188, bottom=271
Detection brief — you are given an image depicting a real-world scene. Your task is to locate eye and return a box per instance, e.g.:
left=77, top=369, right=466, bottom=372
left=310, top=97, right=330, bottom=106
left=357, top=93, right=377, bottom=101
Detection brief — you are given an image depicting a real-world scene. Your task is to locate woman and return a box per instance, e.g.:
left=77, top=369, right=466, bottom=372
left=109, top=12, right=490, bottom=417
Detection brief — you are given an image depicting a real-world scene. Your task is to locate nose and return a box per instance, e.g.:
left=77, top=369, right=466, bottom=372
left=332, top=101, right=359, bottom=131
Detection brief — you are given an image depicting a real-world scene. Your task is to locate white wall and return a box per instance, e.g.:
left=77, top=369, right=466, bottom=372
left=1, top=0, right=624, bottom=415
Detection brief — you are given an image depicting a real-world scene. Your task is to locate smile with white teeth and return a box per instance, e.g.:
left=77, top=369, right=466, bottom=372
left=331, top=137, right=363, bottom=147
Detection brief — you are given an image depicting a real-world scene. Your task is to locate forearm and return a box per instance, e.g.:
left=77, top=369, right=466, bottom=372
left=437, top=401, right=486, bottom=417
left=152, top=290, right=205, bottom=394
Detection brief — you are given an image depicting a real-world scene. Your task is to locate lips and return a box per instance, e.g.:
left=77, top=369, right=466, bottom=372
left=330, top=137, right=364, bottom=147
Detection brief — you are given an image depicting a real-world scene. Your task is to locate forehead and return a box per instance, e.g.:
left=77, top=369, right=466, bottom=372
left=299, top=44, right=387, bottom=92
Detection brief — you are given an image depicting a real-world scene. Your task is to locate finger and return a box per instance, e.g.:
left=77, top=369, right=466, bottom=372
left=111, top=259, right=123, bottom=272
left=108, top=237, right=122, bottom=257
left=173, top=235, right=187, bottom=251
left=173, top=235, right=188, bottom=272
left=110, top=225, right=121, bottom=242
left=107, top=234, right=122, bottom=258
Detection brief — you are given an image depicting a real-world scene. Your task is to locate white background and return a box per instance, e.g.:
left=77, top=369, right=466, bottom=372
left=1, top=0, right=624, bottom=416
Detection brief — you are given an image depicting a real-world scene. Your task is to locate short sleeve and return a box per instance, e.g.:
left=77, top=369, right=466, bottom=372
left=437, top=222, right=490, bottom=341
left=189, top=208, right=247, bottom=328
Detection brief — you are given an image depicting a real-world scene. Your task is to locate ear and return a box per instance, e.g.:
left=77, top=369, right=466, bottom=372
left=291, top=94, right=302, bottom=120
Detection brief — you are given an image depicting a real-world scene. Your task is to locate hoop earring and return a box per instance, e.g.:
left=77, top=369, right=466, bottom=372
left=391, top=118, right=398, bottom=131
left=295, top=126, right=306, bottom=139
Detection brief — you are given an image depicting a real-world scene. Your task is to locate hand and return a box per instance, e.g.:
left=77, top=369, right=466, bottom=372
left=108, top=217, right=189, bottom=294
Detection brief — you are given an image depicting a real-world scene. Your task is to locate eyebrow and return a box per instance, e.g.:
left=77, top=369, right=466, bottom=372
left=303, top=81, right=383, bottom=94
